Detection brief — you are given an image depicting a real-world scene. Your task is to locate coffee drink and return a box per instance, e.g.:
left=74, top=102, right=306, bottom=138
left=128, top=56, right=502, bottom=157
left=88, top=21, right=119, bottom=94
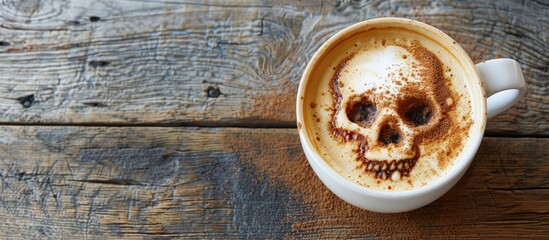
left=297, top=17, right=524, bottom=211
left=303, top=26, right=474, bottom=191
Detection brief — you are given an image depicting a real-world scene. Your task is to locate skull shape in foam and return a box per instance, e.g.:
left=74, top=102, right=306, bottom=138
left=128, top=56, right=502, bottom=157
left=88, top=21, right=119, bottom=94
left=329, top=43, right=453, bottom=181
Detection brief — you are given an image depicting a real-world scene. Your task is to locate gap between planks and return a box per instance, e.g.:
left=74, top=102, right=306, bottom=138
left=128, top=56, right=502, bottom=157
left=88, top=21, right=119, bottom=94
left=0, top=122, right=545, bottom=138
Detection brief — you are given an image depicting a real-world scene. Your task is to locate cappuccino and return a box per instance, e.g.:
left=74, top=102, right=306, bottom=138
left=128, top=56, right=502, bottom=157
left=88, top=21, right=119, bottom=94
left=303, top=27, right=473, bottom=191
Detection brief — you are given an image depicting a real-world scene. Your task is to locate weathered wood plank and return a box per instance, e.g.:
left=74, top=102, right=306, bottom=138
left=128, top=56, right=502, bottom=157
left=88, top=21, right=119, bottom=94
left=0, top=0, right=546, bottom=134
left=0, top=126, right=547, bottom=238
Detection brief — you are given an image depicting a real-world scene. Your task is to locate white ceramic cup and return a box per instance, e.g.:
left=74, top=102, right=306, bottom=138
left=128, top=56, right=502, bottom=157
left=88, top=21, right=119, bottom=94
left=296, top=18, right=525, bottom=213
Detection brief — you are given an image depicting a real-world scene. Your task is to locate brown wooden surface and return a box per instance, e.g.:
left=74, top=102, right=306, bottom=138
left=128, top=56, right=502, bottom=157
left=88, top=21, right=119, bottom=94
left=0, top=0, right=547, bottom=239
left=0, top=127, right=547, bottom=238
left=0, top=0, right=546, bottom=134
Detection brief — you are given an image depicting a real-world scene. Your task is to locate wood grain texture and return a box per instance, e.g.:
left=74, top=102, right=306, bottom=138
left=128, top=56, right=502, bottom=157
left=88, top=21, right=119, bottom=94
left=0, top=0, right=546, bottom=135
left=0, top=126, right=547, bottom=238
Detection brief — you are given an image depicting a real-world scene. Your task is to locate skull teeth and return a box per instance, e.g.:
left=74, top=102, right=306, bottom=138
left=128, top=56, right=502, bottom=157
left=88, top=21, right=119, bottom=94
left=363, top=159, right=417, bottom=180
left=381, top=163, right=388, bottom=171
left=391, top=171, right=401, bottom=181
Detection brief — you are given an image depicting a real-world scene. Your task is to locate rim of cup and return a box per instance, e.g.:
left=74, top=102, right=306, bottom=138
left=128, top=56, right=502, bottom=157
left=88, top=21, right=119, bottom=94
left=296, top=17, right=487, bottom=199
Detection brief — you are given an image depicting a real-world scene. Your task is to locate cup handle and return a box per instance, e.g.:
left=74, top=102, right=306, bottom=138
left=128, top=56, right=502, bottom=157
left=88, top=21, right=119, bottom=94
left=475, top=59, right=526, bottom=118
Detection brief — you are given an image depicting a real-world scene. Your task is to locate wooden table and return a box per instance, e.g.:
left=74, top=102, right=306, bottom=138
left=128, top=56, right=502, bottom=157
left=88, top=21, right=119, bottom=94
left=0, top=0, right=547, bottom=238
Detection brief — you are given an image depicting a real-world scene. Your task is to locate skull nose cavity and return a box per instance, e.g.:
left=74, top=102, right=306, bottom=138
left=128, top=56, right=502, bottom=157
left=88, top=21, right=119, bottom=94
left=347, top=99, right=377, bottom=127
left=379, top=124, right=401, bottom=146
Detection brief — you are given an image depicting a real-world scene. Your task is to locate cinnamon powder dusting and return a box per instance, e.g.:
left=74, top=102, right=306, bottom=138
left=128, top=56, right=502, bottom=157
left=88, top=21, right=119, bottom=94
left=222, top=130, right=471, bottom=238
left=325, top=38, right=472, bottom=180
left=217, top=28, right=474, bottom=237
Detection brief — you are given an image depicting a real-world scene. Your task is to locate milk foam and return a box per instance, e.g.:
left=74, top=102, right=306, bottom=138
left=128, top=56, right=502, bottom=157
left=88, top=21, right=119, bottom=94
left=305, top=28, right=473, bottom=191
left=340, top=45, right=420, bottom=96
left=333, top=44, right=425, bottom=162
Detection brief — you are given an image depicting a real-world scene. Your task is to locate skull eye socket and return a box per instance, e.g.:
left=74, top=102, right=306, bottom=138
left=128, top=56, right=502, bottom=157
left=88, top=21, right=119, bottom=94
left=399, top=96, right=434, bottom=127
left=346, top=97, right=377, bottom=127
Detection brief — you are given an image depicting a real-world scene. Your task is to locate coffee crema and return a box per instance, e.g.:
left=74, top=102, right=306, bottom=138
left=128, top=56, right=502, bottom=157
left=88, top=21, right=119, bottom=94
left=304, top=27, right=473, bottom=191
